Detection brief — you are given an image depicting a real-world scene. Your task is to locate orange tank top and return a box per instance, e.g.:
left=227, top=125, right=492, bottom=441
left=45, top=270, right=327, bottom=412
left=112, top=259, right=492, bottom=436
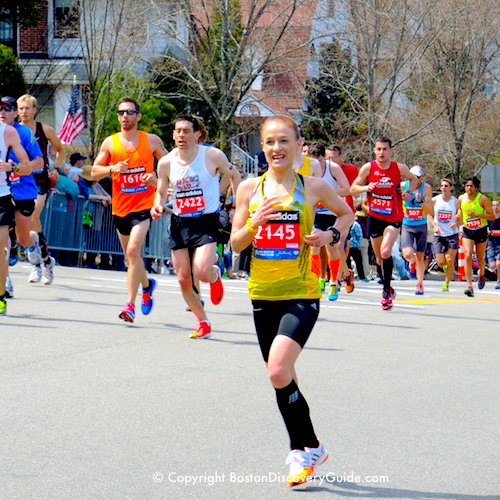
left=109, top=131, right=155, bottom=217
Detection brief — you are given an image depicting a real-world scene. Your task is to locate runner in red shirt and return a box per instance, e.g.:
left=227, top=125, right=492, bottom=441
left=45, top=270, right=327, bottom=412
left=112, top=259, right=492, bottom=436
left=352, top=137, right=418, bottom=310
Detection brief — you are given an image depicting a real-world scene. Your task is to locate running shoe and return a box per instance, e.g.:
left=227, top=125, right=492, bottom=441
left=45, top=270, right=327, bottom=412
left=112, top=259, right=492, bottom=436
left=209, top=265, right=224, bottom=305
left=41, top=256, right=56, bottom=285
left=304, top=441, right=329, bottom=468
left=343, top=270, right=355, bottom=293
left=119, top=302, right=135, bottom=323
left=5, top=276, right=14, bottom=298
left=26, top=231, right=42, bottom=266
left=327, top=282, right=338, bottom=301
left=381, top=287, right=396, bottom=311
left=415, top=284, right=424, bottom=295
left=190, top=320, right=212, bottom=339
left=141, top=278, right=157, bottom=315
left=477, top=274, right=485, bottom=290
left=360, top=278, right=370, bottom=282
left=319, top=278, right=326, bottom=291
left=286, top=449, right=315, bottom=487
left=9, top=245, right=18, bottom=266
left=186, top=297, right=205, bottom=311
left=28, top=264, right=42, bottom=283
left=442, top=283, right=449, bottom=292
left=496, top=283, right=500, bottom=290
left=464, top=287, right=474, bottom=297
left=0, top=298, right=6, bottom=315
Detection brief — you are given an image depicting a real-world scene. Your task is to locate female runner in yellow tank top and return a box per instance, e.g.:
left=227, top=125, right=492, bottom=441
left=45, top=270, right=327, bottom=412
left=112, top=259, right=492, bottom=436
left=231, top=116, right=353, bottom=486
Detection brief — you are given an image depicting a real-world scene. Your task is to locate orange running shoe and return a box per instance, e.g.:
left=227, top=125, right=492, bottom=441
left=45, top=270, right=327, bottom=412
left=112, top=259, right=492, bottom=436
left=343, top=270, right=355, bottom=293
left=210, top=265, right=224, bottom=305
left=190, top=320, right=212, bottom=339
left=119, top=302, right=135, bottom=323
left=286, top=450, right=315, bottom=487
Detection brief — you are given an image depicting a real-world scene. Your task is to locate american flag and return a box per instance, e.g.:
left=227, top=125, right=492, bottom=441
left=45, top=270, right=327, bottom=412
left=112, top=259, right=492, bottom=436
left=58, top=83, right=85, bottom=144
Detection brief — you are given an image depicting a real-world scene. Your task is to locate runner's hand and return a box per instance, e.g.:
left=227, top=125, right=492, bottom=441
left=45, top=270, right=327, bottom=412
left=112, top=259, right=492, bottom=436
left=248, top=194, right=283, bottom=230
left=151, top=205, right=164, bottom=220
left=142, top=171, right=157, bottom=186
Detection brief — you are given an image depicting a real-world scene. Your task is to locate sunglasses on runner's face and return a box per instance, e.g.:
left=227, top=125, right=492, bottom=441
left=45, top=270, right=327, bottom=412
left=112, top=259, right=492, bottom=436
left=0, top=105, right=16, bottom=112
left=117, top=109, right=138, bottom=116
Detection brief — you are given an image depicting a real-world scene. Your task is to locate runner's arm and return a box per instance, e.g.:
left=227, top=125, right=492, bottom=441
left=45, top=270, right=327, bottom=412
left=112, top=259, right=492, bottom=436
left=0, top=125, right=30, bottom=174
left=303, top=177, right=354, bottom=248
left=151, top=156, right=171, bottom=220
left=351, top=163, right=373, bottom=194
left=329, top=161, right=350, bottom=196
left=44, top=123, right=65, bottom=169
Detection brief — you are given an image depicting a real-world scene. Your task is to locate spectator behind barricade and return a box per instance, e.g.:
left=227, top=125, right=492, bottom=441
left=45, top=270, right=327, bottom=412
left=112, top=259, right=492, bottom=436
left=50, top=158, right=81, bottom=266
left=67, top=152, right=89, bottom=198
left=347, top=217, right=368, bottom=281
left=79, top=165, right=112, bottom=269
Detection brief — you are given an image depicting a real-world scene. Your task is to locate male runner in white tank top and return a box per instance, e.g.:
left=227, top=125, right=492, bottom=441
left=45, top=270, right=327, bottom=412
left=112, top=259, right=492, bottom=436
left=152, top=115, right=239, bottom=339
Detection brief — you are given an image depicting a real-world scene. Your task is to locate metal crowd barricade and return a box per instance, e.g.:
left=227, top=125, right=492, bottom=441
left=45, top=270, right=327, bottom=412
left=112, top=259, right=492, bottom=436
left=41, top=193, right=171, bottom=262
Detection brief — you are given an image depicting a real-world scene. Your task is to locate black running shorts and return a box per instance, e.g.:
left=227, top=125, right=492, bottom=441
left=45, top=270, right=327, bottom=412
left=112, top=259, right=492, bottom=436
left=433, top=234, right=459, bottom=254
left=0, top=194, right=16, bottom=227
left=113, top=209, right=151, bottom=236
left=170, top=212, right=220, bottom=250
left=13, top=198, right=36, bottom=217
left=462, top=226, right=488, bottom=244
left=368, top=215, right=402, bottom=239
left=252, top=299, right=320, bottom=362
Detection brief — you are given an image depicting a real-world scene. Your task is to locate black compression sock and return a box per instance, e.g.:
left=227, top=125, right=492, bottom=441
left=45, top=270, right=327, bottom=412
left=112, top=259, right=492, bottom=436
left=382, top=257, right=394, bottom=291
left=38, top=232, right=49, bottom=259
left=275, top=380, right=318, bottom=450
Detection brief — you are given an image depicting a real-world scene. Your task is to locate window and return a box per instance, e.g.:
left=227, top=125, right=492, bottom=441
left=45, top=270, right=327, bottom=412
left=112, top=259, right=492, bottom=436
left=54, top=0, right=80, bottom=38
left=0, top=7, right=13, bottom=44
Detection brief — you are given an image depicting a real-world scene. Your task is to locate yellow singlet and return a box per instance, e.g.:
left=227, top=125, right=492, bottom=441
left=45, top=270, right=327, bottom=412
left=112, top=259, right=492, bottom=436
left=247, top=173, right=321, bottom=301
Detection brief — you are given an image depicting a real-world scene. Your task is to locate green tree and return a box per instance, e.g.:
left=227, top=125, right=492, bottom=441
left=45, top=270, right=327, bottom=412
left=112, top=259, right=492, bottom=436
left=0, top=0, right=41, bottom=26
left=301, top=39, right=367, bottom=154
left=0, top=44, right=26, bottom=97
left=95, top=72, right=177, bottom=149
left=151, top=0, right=303, bottom=152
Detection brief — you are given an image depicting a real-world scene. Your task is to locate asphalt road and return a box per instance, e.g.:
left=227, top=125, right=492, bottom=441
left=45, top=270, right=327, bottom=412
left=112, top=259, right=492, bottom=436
left=1, top=263, right=499, bottom=500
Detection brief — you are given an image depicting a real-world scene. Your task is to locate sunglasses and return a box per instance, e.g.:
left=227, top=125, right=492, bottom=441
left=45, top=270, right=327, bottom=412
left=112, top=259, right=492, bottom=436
left=117, top=109, right=138, bottom=116
left=0, top=105, right=16, bottom=112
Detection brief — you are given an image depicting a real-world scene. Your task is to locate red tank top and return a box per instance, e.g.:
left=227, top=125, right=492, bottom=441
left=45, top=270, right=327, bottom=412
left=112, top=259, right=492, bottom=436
left=367, top=161, right=403, bottom=222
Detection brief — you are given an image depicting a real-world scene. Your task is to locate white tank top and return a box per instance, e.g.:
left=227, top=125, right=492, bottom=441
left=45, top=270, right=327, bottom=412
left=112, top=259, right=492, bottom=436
left=169, top=145, right=220, bottom=217
left=316, top=160, right=340, bottom=215
left=434, top=194, right=458, bottom=236
left=0, top=123, right=11, bottom=197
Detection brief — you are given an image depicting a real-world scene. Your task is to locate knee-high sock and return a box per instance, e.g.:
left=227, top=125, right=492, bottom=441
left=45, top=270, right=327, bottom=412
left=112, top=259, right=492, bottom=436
left=38, top=232, right=49, bottom=260
left=311, top=254, right=321, bottom=278
left=275, top=380, right=318, bottom=450
left=328, top=258, right=340, bottom=283
left=382, top=257, right=394, bottom=291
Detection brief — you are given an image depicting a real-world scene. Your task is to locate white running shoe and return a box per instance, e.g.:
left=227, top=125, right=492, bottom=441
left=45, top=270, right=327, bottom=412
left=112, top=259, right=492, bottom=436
left=26, top=231, right=42, bottom=265
left=29, top=264, right=42, bottom=283
left=286, top=449, right=315, bottom=487
left=41, top=256, right=55, bottom=285
left=305, top=441, right=329, bottom=467
left=5, top=275, right=14, bottom=298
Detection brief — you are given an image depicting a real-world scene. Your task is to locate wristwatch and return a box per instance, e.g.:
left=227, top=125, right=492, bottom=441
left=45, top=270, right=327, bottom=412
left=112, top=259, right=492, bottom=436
left=327, top=226, right=341, bottom=246
left=11, top=163, right=19, bottom=174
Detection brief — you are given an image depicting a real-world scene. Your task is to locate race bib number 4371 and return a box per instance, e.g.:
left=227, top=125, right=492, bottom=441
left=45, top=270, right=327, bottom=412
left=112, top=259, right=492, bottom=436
left=254, top=210, right=300, bottom=260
